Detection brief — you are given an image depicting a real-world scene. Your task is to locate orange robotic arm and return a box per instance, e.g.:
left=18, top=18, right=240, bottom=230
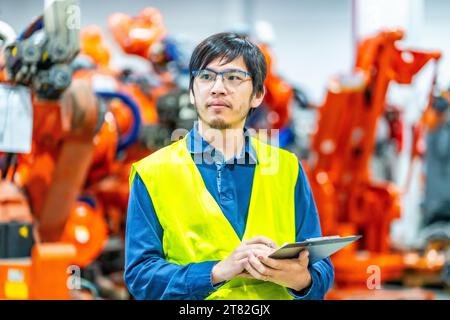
left=308, top=30, right=440, bottom=289
left=108, top=7, right=167, bottom=59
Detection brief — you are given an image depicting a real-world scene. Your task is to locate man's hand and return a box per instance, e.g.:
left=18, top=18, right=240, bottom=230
left=211, top=236, right=278, bottom=285
left=240, top=249, right=312, bottom=292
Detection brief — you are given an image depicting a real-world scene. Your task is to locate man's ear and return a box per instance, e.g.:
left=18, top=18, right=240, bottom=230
left=250, top=87, right=266, bottom=109
left=189, top=89, right=195, bottom=105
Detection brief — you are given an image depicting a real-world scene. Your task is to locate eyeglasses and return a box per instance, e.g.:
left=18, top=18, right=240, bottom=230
left=192, top=69, right=252, bottom=88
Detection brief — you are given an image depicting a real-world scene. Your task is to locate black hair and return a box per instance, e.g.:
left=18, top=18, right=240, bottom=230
left=189, top=32, right=267, bottom=97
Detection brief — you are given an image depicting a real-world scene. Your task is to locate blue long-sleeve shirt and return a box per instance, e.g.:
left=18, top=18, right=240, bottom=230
left=124, top=125, right=334, bottom=300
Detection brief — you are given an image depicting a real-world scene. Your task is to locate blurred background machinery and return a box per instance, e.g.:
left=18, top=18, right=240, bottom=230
left=305, top=30, right=441, bottom=299
left=0, top=1, right=196, bottom=300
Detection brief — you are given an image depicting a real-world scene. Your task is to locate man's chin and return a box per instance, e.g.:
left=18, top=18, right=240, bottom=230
left=208, top=119, right=231, bottom=130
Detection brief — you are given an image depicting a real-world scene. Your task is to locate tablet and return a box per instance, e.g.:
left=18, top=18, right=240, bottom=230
left=268, top=235, right=362, bottom=264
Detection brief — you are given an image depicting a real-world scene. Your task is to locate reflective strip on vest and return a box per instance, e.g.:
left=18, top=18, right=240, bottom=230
left=130, top=136, right=299, bottom=300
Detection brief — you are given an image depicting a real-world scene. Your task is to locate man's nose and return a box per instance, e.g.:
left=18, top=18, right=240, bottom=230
left=210, top=75, right=227, bottom=95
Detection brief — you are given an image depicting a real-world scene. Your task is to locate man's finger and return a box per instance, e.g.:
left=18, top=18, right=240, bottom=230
left=246, top=244, right=277, bottom=252
left=244, top=260, right=269, bottom=281
left=298, top=250, right=309, bottom=260
left=237, top=257, right=249, bottom=268
left=235, top=245, right=274, bottom=260
left=238, top=244, right=275, bottom=253
left=243, top=236, right=278, bottom=249
left=298, top=250, right=310, bottom=266
left=259, top=255, right=284, bottom=270
left=252, top=248, right=276, bottom=259
left=236, top=271, right=253, bottom=279
left=248, top=253, right=273, bottom=277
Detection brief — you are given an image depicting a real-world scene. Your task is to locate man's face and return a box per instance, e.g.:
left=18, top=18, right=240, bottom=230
left=190, top=56, right=264, bottom=130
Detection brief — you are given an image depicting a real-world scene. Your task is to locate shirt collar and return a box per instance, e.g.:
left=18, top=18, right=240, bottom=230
left=186, top=121, right=258, bottom=164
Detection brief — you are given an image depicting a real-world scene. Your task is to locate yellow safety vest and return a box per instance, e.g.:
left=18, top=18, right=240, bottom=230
left=130, top=136, right=299, bottom=300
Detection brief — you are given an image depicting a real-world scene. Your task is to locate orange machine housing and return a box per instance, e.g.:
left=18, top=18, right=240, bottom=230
left=108, top=7, right=166, bottom=59
left=259, top=43, right=295, bottom=130
left=0, top=9, right=173, bottom=300
left=0, top=78, right=108, bottom=299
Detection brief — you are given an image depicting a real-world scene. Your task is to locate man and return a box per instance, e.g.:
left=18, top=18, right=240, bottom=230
left=124, top=32, right=334, bottom=300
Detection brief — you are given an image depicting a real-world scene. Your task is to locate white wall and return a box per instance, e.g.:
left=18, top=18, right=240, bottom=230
left=249, top=0, right=353, bottom=104
left=355, top=0, right=425, bottom=44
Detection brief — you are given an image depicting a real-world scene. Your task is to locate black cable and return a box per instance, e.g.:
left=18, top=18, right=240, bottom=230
left=1, top=153, right=13, bottom=179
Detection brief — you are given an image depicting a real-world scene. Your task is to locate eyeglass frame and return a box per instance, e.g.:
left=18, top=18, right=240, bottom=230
left=191, top=68, right=252, bottom=88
